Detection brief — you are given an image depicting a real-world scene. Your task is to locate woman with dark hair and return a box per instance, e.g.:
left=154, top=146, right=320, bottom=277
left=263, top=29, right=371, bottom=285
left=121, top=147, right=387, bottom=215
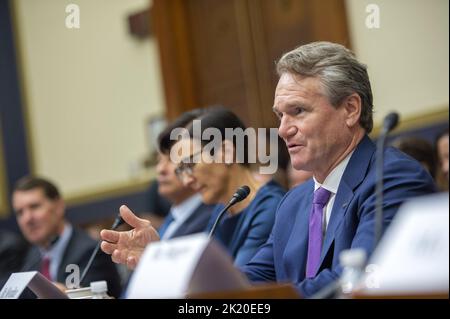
left=100, top=107, right=285, bottom=267
left=172, top=107, right=286, bottom=266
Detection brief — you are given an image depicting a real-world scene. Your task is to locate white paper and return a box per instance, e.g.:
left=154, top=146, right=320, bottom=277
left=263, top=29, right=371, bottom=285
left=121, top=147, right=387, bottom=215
left=361, top=193, right=449, bottom=295
left=126, top=233, right=249, bottom=298
left=0, top=271, right=68, bottom=299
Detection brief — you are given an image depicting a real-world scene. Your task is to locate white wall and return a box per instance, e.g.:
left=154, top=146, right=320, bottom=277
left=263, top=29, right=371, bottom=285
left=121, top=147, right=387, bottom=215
left=346, top=0, right=449, bottom=125
left=13, top=0, right=164, bottom=197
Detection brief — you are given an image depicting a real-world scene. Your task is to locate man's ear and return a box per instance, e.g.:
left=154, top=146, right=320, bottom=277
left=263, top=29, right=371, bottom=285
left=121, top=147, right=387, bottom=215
left=55, top=198, right=66, bottom=219
left=222, top=139, right=235, bottom=165
left=343, top=93, right=362, bottom=128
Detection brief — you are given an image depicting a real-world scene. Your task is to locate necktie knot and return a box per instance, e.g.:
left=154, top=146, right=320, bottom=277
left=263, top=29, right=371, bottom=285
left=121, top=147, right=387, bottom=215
left=313, top=187, right=331, bottom=206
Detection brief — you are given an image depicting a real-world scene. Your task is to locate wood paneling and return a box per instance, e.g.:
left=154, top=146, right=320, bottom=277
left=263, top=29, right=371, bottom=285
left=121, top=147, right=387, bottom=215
left=152, top=0, right=350, bottom=128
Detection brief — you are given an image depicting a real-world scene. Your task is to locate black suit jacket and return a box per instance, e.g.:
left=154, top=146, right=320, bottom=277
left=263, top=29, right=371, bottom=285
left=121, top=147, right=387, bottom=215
left=20, top=227, right=122, bottom=298
left=0, top=231, right=29, bottom=287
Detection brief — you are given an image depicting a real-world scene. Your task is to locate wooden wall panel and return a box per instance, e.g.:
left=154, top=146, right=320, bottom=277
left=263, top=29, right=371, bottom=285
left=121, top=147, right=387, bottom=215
left=152, top=0, right=350, bottom=128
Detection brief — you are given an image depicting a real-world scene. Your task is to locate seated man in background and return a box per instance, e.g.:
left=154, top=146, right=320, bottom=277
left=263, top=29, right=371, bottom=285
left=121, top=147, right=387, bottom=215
left=12, top=176, right=122, bottom=298
left=141, top=179, right=172, bottom=230
left=156, top=110, right=216, bottom=240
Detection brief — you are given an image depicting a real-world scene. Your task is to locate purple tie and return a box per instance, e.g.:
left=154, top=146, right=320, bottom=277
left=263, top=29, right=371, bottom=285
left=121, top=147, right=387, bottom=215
left=306, top=187, right=331, bottom=278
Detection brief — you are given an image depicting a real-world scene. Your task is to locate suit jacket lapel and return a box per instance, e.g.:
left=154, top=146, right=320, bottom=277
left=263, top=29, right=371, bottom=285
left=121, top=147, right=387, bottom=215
left=171, top=203, right=204, bottom=238
left=283, top=183, right=313, bottom=280
left=21, top=247, right=41, bottom=272
left=320, top=180, right=353, bottom=265
left=57, top=229, right=76, bottom=281
left=319, top=135, right=375, bottom=269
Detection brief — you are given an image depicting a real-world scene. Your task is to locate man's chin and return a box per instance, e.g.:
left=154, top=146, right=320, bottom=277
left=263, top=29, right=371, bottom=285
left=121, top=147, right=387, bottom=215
left=291, top=160, right=307, bottom=171
left=158, top=188, right=176, bottom=198
left=26, top=234, right=47, bottom=246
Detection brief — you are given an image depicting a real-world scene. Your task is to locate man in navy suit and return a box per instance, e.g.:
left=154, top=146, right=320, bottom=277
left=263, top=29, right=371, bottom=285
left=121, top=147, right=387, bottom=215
left=99, top=42, right=435, bottom=296
left=240, top=41, right=436, bottom=297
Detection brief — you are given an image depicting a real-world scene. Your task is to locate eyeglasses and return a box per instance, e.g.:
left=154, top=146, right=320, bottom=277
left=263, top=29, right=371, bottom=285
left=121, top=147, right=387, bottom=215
left=174, top=151, right=202, bottom=179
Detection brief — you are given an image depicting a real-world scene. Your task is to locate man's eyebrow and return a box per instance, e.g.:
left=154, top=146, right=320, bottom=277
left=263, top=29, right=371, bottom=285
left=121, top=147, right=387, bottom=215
left=273, top=103, right=305, bottom=113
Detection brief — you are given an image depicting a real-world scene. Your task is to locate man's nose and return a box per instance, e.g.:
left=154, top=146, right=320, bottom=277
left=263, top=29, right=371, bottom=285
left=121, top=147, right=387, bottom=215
left=156, top=160, right=168, bottom=175
left=156, top=162, right=164, bottom=174
left=181, top=174, right=195, bottom=188
left=20, top=210, right=34, bottom=225
left=278, top=117, right=297, bottom=140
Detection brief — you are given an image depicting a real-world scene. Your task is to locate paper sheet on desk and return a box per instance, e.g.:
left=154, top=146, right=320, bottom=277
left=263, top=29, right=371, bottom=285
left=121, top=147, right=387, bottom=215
left=0, top=271, right=68, bottom=299
left=126, top=233, right=249, bottom=298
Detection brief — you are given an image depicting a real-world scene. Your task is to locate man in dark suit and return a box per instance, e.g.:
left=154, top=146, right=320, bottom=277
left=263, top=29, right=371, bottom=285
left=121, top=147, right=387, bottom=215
left=240, top=41, right=436, bottom=296
left=12, top=176, right=122, bottom=298
left=97, top=42, right=436, bottom=297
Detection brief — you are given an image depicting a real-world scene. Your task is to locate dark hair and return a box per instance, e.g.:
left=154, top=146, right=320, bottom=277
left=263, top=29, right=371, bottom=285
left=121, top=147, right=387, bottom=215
left=393, top=137, right=437, bottom=178
left=13, top=176, right=61, bottom=200
left=186, top=106, right=251, bottom=167
left=157, top=108, right=207, bottom=154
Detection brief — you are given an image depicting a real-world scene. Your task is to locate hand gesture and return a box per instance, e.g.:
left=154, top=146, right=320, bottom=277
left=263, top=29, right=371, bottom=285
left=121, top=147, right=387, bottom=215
left=100, top=205, right=160, bottom=269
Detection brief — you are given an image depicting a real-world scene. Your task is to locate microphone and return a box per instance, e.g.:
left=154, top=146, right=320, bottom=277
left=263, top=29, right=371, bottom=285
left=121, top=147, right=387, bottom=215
left=110, top=214, right=125, bottom=230
left=208, top=185, right=251, bottom=239
left=79, top=214, right=125, bottom=286
left=382, top=112, right=399, bottom=133
left=374, top=112, right=400, bottom=247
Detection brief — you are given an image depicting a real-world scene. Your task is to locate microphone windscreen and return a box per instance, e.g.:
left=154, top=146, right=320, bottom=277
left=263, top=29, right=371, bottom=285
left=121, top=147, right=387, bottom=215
left=383, top=112, right=399, bottom=132
left=233, top=185, right=251, bottom=202
left=111, top=215, right=125, bottom=230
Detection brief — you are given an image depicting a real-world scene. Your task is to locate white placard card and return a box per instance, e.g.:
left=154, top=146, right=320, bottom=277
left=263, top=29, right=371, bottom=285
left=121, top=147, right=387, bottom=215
left=361, top=193, right=449, bottom=295
left=126, top=233, right=249, bottom=298
left=0, top=271, right=68, bottom=299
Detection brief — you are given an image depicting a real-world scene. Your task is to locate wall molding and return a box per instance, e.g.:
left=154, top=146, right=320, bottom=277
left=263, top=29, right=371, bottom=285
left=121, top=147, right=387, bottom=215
left=370, top=105, right=449, bottom=138
left=64, top=173, right=154, bottom=207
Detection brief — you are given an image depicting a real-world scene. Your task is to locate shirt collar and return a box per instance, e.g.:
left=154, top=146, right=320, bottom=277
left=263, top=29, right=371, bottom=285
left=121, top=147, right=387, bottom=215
left=313, top=150, right=354, bottom=194
left=171, top=194, right=203, bottom=222
left=41, top=223, right=73, bottom=259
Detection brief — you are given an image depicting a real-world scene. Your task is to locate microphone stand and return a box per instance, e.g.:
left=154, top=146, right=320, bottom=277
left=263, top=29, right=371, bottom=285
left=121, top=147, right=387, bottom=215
left=207, top=201, right=234, bottom=240
left=374, top=112, right=399, bottom=247
left=208, top=185, right=250, bottom=240
left=79, top=215, right=124, bottom=286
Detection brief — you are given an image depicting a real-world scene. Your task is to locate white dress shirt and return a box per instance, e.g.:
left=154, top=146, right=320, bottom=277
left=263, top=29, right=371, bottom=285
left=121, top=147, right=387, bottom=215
left=40, top=223, right=73, bottom=281
left=161, top=194, right=203, bottom=240
left=313, top=151, right=354, bottom=237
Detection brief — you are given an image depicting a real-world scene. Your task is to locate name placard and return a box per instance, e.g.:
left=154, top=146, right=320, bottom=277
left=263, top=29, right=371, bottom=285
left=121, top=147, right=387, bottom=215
left=361, top=193, right=449, bottom=295
left=0, top=271, right=68, bottom=299
left=126, top=233, right=249, bottom=298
